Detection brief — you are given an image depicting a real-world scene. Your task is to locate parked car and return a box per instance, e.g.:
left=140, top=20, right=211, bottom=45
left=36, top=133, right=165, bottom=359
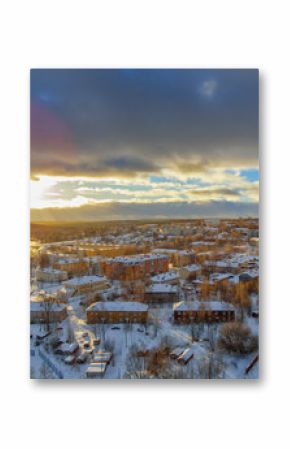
left=64, top=355, right=75, bottom=365
left=55, top=342, right=79, bottom=355
left=170, top=347, right=185, bottom=360
left=92, top=338, right=101, bottom=347
left=76, top=352, right=87, bottom=364
left=177, top=348, right=194, bottom=365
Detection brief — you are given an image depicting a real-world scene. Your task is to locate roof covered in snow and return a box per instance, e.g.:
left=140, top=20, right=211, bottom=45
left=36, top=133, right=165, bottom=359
left=64, top=275, right=107, bottom=286
left=173, top=301, right=235, bottom=312
left=151, top=271, right=179, bottom=282
left=87, top=301, right=148, bottom=312
left=181, top=264, right=201, bottom=272
left=145, top=283, right=178, bottom=294
left=106, top=253, right=169, bottom=265
left=35, top=268, right=65, bottom=274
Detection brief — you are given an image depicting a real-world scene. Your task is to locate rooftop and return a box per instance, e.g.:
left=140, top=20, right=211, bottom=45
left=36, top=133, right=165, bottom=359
left=182, top=264, right=201, bottom=272
left=151, top=271, right=179, bottom=282
left=173, top=301, right=235, bottom=312
left=146, top=283, right=178, bottom=293
left=87, top=301, right=148, bottom=312
left=106, top=253, right=169, bottom=265
left=35, top=268, right=65, bottom=274
left=65, top=275, right=107, bottom=286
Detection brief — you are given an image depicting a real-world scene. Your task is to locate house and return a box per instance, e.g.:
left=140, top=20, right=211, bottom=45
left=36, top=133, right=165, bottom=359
left=144, top=283, right=179, bottom=303
left=86, top=301, right=148, bottom=324
left=204, top=260, right=240, bottom=274
left=64, top=275, right=109, bottom=295
left=151, top=271, right=179, bottom=285
left=173, top=250, right=196, bottom=267
left=83, top=256, right=104, bottom=275
left=209, top=272, right=235, bottom=287
left=179, top=264, right=201, bottom=280
left=151, top=249, right=178, bottom=264
left=35, top=268, right=68, bottom=282
left=78, top=243, right=142, bottom=257
left=30, top=301, right=67, bottom=324
left=53, top=257, right=89, bottom=275
left=86, top=362, right=107, bottom=378
left=100, top=254, right=169, bottom=281
left=173, top=301, right=235, bottom=323
left=31, top=284, right=70, bottom=304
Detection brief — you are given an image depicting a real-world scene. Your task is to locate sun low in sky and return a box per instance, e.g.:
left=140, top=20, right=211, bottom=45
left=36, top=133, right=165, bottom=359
left=30, top=69, right=259, bottom=221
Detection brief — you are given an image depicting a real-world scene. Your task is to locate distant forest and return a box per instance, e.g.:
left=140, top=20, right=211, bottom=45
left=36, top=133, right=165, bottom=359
left=31, top=218, right=258, bottom=243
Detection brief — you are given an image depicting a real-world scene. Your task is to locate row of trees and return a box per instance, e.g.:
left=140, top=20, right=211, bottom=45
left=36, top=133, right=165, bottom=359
left=197, top=277, right=258, bottom=317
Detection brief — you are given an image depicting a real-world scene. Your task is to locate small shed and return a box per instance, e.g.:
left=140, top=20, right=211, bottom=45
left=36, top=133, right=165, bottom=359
left=86, top=362, right=107, bottom=379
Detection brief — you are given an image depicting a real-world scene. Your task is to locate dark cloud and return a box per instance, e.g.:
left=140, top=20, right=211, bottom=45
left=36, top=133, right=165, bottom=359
left=31, top=200, right=258, bottom=222
left=31, top=69, right=259, bottom=177
left=31, top=155, right=159, bottom=179
left=190, top=187, right=241, bottom=199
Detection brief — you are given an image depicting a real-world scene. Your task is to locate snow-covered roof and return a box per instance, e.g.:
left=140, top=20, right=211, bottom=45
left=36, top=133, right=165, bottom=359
left=209, top=272, right=234, bottom=282
left=178, top=347, right=194, bottom=360
left=177, top=250, right=196, bottom=255
left=192, top=241, right=215, bottom=246
left=93, top=352, right=112, bottom=363
left=151, top=271, right=179, bottom=282
left=36, top=268, right=65, bottom=274
left=173, top=301, right=235, bottom=312
left=205, top=260, right=239, bottom=268
left=86, top=363, right=107, bottom=374
left=181, top=264, right=201, bottom=272
left=151, top=248, right=177, bottom=254
left=239, top=271, right=259, bottom=280
left=145, top=283, right=178, bottom=294
left=64, top=275, right=107, bottom=287
left=106, top=253, right=169, bottom=265
left=83, top=256, right=104, bottom=263
left=87, top=301, right=148, bottom=312
left=55, top=257, right=84, bottom=264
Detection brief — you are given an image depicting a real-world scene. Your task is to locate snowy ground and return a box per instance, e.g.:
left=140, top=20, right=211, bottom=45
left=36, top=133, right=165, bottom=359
left=31, top=298, right=259, bottom=379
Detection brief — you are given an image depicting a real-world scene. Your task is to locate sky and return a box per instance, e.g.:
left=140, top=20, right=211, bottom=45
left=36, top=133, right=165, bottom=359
left=30, top=69, right=259, bottom=221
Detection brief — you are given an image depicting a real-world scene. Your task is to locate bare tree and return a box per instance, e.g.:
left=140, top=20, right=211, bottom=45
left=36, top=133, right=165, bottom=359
left=208, top=324, right=217, bottom=351
left=124, top=345, right=145, bottom=379
left=218, top=321, right=258, bottom=354
left=196, top=353, right=224, bottom=379
left=39, top=362, right=51, bottom=379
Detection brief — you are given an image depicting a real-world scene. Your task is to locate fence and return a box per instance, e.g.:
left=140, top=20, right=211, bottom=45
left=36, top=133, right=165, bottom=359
left=38, top=348, right=64, bottom=379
